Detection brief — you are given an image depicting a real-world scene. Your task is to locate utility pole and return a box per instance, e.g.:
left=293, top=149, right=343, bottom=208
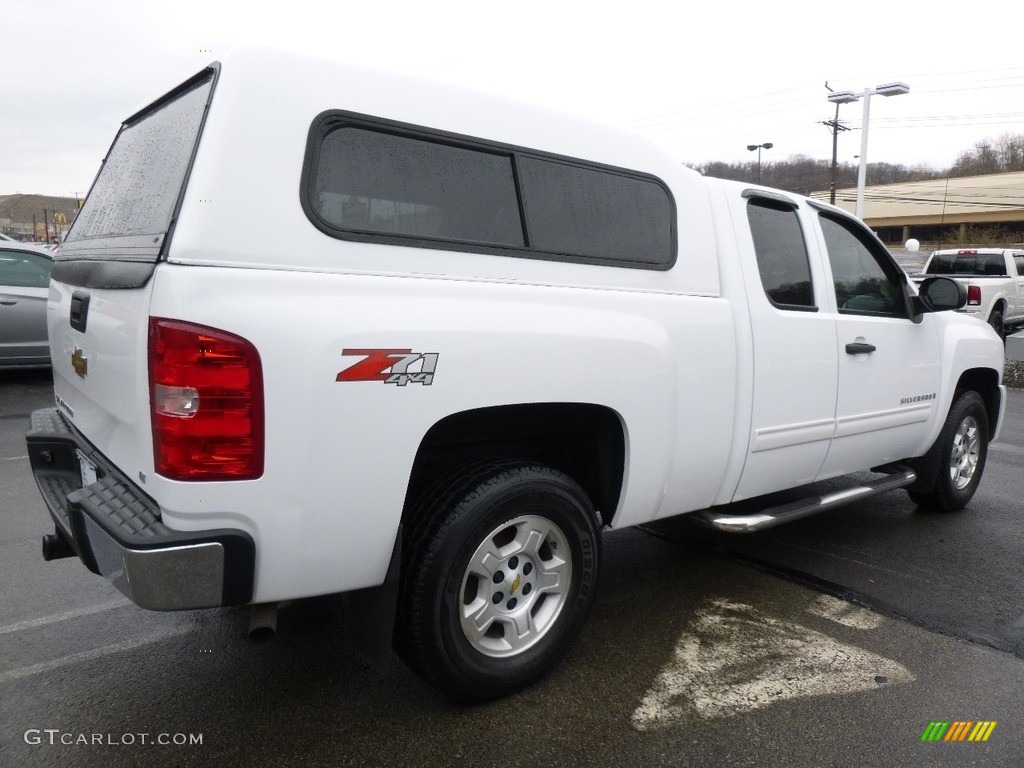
left=821, top=82, right=850, bottom=204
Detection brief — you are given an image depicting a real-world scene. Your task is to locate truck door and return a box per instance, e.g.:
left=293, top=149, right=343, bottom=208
left=813, top=208, right=941, bottom=478
left=1011, top=252, right=1024, bottom=324
left=731, top=193, right=838, bottom=501
left=0, top=247, right=52, bottom=365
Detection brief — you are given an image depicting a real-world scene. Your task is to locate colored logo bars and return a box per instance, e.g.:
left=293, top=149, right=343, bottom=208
left=921, top=721, right=997, bottom=742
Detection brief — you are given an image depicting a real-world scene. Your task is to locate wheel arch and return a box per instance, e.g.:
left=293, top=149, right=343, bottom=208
left=402, top=403, right=626, bottom=528
left=906, top=367, right=1000, bottom=493
left=954, top=367, right=1001, bottom=439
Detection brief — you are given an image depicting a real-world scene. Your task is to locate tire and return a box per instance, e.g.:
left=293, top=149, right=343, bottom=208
left=988, top=308, right=1005, bottom=340
left=907, top=390, right=989, bottom=512
left=396, top=462, right=600, bottom=701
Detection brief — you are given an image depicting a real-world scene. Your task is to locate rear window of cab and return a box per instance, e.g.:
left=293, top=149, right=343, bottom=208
left=301, top=112, right=676, bottom=270
left=926, top=252, right=1008, bottom=276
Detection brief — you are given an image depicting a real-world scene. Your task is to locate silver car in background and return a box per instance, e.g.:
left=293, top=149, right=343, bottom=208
left=0, top=241, right=53, bottom=368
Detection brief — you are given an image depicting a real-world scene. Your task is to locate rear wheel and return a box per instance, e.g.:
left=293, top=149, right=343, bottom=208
left=396, top=463, right=600, bottom=701
left=907, top=390, right=988, bottom=512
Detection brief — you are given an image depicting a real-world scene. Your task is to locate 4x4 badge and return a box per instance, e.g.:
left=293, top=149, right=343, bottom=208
left=336, top=349, right=438, bottom=386
left=71, top=348, right=88, bottom=378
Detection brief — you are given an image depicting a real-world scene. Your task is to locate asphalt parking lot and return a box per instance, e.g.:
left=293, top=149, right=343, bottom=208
left=2, top=369, right=1023, bottom=768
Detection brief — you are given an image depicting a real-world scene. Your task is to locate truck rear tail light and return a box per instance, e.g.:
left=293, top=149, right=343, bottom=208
left=149, top=318, right=264, bottom=481
left=967, top=285, right=981, bottom=306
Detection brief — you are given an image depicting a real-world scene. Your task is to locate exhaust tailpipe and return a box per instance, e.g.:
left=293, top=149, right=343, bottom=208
left=248, top=602, right=278, bottom=642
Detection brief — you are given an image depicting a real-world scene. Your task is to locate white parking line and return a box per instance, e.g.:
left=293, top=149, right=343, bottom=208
left=631, top=598, right=913, bottom=729
left=1, top=455, right=28, bottom=462
left=0, top=600, right=130, bottom=635
left=806, top=594, right=884, bottom=630
left=0, top=628, right=191, bottom=685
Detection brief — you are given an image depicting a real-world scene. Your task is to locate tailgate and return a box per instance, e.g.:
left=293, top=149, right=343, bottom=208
left=49, top=280, right=156, bottom=475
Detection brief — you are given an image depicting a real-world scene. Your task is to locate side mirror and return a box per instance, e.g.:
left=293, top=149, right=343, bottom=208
left=916, top=276, right=967, bottom=313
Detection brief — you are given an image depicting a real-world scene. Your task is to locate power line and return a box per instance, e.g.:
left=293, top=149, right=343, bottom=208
left=619, top=70, right=1024, bottom=153
left=621, top=72, right=1024, bottom=131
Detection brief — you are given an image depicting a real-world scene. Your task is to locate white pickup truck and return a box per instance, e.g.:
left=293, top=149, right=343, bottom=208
left=26, top=47, right=1005, bottom=701
left=912, top=247, right=1024, bottom=338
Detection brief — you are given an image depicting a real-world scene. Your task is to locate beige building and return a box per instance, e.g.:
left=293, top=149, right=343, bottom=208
left=0, top=194, right=80, bottom=242
left=812, top=171, right=1024, bottom=247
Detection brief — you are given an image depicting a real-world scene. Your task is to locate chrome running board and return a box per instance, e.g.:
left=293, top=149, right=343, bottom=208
left=689, top=467, right=917, bottom=533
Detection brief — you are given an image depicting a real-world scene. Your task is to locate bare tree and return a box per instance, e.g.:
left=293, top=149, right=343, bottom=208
left=950, top=132, right=1024, bottom=176
left=688, top=132, right=1022, bottom=193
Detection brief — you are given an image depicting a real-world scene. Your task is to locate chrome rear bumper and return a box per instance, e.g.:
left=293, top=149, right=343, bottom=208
left=26, top=408, right=254, bottom=610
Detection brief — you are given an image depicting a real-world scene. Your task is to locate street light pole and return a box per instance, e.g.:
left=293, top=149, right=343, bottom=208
left=855, top=93, right=874, bottom=218
left=746, top=142, right=773, bottom=185
left=827, top=82, right=910, bottom=219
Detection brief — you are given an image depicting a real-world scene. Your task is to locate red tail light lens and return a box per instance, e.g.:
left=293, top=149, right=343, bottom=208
left=149, top=318, right=264, bottom=481
left=967, top=285, right=981, bottom=306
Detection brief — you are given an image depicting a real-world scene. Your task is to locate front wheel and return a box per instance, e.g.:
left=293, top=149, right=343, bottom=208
left=907, top=390, right=989, bottom=512
left=396, top=463, right=600, bottom=701
left=988, top=308, right=1005, bottom=340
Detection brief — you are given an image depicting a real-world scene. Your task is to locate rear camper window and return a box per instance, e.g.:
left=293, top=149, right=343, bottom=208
left=312, top=127, right=525, bottom=247
left=516, top=157, right=673, bottom=265
left=64, top=70, right=215, bottom=252
left=303, top=113, right=675, bottom=269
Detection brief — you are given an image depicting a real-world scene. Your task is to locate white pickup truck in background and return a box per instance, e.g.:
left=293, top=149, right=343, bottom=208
left=911, top=248, right=1024, bottom=338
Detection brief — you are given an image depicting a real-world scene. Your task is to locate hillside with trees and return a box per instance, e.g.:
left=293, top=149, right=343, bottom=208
left=689, top=132, right=1024, bottom=195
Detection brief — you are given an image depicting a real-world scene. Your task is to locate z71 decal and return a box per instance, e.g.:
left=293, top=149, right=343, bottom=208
left=336, top=349, right=439, bottom=386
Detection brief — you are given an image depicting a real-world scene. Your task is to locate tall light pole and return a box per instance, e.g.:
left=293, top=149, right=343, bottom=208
left=827, top=82, right=910, bottom=219
left=746, top=142, right=773, bottom=185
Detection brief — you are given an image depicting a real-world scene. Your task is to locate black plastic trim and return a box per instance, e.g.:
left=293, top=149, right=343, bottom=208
left=774, top=303, right=820, bottom=313
left=52, top=260, right=157, bottom=290
left=26, top=407, right=255, bottom=606
left=299, top=110, right=678, bottom=271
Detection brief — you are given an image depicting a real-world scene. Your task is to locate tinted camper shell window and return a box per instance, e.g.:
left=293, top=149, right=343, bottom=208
left=301, top=112, right=676, bottom=270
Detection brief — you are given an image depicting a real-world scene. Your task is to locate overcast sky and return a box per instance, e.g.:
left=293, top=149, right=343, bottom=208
left=4, top=0, right=1022, bottom=197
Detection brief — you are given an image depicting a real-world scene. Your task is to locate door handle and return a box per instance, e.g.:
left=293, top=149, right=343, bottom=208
left=0, top=300, right=16, bottom=306
left=845, top=342, right=876, bottom=355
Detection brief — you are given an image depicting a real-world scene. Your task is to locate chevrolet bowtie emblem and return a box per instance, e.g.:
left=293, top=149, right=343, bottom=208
left=71, top=348, right=88, bottom=378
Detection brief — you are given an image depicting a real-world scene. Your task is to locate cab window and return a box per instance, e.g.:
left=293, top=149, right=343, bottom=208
left=819, top=213, right=906, bottom=318
left=0, top=249, right=53, bottom=288
left=746, top=198, right=815, bottom=310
